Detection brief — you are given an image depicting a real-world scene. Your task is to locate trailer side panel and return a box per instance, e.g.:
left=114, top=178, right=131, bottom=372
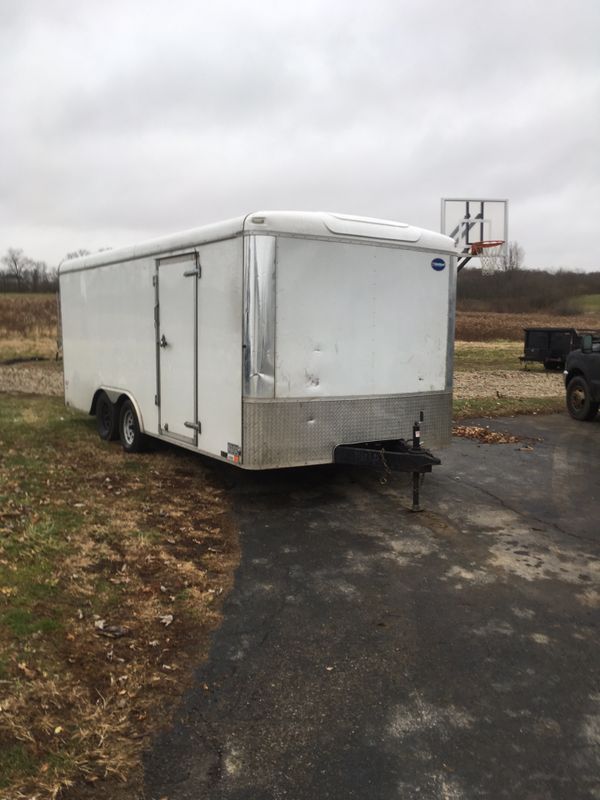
left=61, top=257, right=157, bottom=431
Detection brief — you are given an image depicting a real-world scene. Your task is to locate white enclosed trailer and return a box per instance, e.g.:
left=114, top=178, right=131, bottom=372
left=59, top=212, right=456, bottom=475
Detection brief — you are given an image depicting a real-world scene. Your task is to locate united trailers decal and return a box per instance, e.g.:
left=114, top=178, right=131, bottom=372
left=431, top=257, right=446, bottom=272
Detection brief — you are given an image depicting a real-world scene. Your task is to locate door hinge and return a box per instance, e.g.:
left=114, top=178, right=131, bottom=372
left=152, top=275, right=158, bottom=287
left=183, top=266, right=201, bottom=278
left=154, top=394, right=158, bottom=406
left=184, top=421, right=201, bottom=433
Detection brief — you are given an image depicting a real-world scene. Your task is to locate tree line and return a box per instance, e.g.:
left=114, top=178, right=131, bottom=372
left=0, top=247, right=99, bottom=292
left=458, top=267, right=600, bottom=313
left=0, top=248, right=58, bottom=292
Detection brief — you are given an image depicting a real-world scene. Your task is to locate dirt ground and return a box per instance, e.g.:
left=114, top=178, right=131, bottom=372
left=456, top=310, right=600, bottom=341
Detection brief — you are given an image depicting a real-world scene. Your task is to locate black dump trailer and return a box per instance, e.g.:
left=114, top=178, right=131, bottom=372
left=520, top=327, right=597, bottom=370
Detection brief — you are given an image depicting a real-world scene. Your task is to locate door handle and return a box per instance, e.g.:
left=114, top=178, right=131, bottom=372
left=159, top=334, right=168, bottom=348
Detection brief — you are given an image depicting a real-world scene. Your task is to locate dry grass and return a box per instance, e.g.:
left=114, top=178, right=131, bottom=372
left=0, top=337, right=59, bottom=362
left=0, top=394, right=239, bottom=799
left=0, top=294, right=58, bottom=339
left=0, top=294, right=59, bottom=362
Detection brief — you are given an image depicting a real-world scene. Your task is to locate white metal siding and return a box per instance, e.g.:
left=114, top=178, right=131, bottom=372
left=196, top=238, right=243, bottom=458
left=61, top=258, right=157, bottom=430
left=274, top=238, right=450, bottom=399
left=60, top=238, right=243, bottom=460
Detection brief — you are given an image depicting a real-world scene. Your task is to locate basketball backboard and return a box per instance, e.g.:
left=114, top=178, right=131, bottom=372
left=441, top=198, right=508, bottom=271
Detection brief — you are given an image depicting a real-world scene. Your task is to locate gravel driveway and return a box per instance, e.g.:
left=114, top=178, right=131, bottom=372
left=0, top=362, right=63, bottom=396
left=454, top=369, right=563, bottom=399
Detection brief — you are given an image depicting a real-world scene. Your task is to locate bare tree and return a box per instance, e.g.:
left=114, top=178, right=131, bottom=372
left=503, top=241, right=525, bottom=271
left=1, top=247, right=32, bottom=289
left=29, top=260, right=48, bottom=292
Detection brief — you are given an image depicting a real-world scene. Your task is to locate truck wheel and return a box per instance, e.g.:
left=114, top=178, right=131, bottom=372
left=566, top=376, right=599, bottom=421
left=96, top=391, right=118, bottom=440
left=119, top=399, right=146, bottom=452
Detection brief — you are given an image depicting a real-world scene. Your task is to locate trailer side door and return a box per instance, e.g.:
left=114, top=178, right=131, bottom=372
left=156, top=253, right=199, bottom=444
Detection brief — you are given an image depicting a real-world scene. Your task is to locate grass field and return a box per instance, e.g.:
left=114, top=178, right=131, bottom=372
left=0, top=293, right=58, bottom=337
left=454, top=340, right=526, bottom=372
left=0, top=294, right=59, bottom=361
left=571, top=293, right=600, bottom=312
left=0, top=394, right=238, bottom=799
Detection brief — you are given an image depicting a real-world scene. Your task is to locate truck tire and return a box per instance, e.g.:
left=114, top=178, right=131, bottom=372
left=96, top=391, right=118, bottom=440
left=566, top=376, right=599, bottom=421
left=119, top=399, right=146, bottom=452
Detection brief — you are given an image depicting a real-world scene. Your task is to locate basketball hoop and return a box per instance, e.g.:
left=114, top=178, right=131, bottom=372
left=471, top=240, right=505, bottom=276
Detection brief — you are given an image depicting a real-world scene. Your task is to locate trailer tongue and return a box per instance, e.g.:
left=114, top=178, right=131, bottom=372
left=334, top=418, right=441, bottom=512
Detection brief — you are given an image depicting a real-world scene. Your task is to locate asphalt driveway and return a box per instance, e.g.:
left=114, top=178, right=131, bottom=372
left=145, top=413, right=600, bottom=800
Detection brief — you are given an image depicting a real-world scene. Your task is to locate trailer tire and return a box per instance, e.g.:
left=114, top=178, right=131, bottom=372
left=566, top=376, right=599, bottom=421
left=119, top=399, right=146, bottom=452
left=96, top=391, right=118, bottom=441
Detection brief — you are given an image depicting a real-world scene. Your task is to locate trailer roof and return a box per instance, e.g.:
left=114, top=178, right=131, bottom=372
left=59, top=211, right=456, bottom=274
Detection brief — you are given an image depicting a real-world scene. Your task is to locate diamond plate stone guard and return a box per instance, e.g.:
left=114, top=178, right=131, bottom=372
left=242, top=391, right=452, bottom=468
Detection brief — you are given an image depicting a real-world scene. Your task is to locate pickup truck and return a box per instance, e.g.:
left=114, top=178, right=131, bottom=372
left=521, top=327, right=596, bottom=370
left=564, top=333, right=600, bottom=421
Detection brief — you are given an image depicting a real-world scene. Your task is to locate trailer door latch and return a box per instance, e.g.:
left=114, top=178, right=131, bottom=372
left=184, top=421, right=201, bottom=433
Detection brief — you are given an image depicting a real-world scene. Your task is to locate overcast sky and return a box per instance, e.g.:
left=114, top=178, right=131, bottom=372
left=1, top=0, right=599, bottom=270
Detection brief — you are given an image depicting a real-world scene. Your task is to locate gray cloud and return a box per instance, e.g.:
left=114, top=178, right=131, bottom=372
left=1, top=0, right=599, bottom=268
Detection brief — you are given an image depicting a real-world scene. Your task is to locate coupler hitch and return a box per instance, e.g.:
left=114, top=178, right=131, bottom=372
left=333, top=419, right=440, bottom=512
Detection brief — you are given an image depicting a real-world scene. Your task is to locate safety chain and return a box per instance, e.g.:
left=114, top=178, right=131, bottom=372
left=379, top=447, right=392, bottom=485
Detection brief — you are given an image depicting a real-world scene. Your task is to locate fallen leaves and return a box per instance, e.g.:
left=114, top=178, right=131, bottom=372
left=94, top=620, right=131, bottom=639
left=452, top=424, right=539, bottom=446
left=17, top=661, right=36, bottom=679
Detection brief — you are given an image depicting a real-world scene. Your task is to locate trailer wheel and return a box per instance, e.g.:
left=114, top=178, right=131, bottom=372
left=566, top=376, right=599, bottom=421
left=119, top=399, right=145, bottom=452
left=96, top=391, right=118, bottom=441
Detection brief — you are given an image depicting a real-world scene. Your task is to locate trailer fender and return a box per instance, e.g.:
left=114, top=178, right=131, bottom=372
left=90, top=388, right=146, bottom=433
